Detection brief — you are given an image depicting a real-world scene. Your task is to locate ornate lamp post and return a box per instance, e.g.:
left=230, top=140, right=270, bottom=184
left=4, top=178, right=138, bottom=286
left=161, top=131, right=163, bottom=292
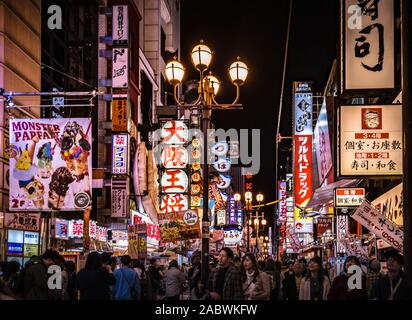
left=165, top=41, right=248, bottom=283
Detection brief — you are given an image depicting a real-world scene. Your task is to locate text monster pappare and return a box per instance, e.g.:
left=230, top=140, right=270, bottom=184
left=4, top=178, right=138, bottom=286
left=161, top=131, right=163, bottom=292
left=9, top=118, right=92, bottom=211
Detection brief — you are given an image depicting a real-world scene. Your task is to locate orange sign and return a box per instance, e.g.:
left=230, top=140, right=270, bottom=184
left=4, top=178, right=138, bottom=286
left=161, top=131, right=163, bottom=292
left=112, top=99, right=128, bottom=132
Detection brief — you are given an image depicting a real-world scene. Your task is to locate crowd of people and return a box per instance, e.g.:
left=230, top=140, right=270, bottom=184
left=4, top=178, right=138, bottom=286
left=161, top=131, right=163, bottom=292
left=0, top=247, right=411, bottom=300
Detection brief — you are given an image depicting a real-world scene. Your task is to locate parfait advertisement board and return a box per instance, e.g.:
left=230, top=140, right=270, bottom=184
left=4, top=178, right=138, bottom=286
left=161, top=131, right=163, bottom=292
left=158, top=209, right=201, bottom=242
left=9, top=119, right=92, bottom=211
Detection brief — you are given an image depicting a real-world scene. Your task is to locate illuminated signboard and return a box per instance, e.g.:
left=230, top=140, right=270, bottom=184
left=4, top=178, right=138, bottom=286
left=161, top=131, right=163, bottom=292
left=335, top=188, right=365, bottom=207
left=112, top=134, right=129, bottom=174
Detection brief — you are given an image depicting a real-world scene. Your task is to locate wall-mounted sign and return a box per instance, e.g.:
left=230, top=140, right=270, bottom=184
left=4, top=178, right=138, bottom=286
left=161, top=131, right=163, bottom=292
left=112, top=5, right=129, bottom=45
left=53, top=218, right=69, bottom=240
left=314, top=101, right=333, bottom=185
left=228, top=141, right=239, bottom=159
left=9, top=118, right=92, bottom=211
left=294, top=219, right=313, bottom=234
left=161, top=169, right=189, bottom=193
left=286, top=197, right=294, bottom=218
left=294, top=92, right=313, bottom=135
left=211, top=141, right=229, bottom=157
left=112, top=48, right=128, bottom=89
left=4, top=213, right=40, bottom=231
left=340, top=105, right=402, bottom=176
left=342, top=0, right=394, bottom=91
left=89, top=220, right=97, bottom=240
left=278, top=181, right=287, bottom=223
left=160, top=194, right=188, bottom=214
left=294, top=135, right=313, bottom=207
left=372, top=183, right=402, bottom=226
left=69, top=220, right=84, bottom=238
left=112, top=99, right=128, bottom=132
left=161, top=121, right=189, bottom=144
left=216, top=175, right=231, bottom=189
left=111, top=178, right=128, bottom=218
left=112, top=134, right=129, bottom=175
left=161, top=146, right=188, bottom=169
left=224, top=227, right=243, bottom=246
left=352, top=201, right=403, bottom=252
left=216, top=209, right=226, bottom=225
left=335, top=188, right=365, bottom=207
left=213, top=158, right=231, bottom=173
left=316, top=217, right=333, bottom=236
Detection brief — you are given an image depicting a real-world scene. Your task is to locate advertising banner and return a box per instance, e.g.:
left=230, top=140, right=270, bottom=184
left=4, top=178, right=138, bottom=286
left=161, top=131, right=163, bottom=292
left=340, top=105, right=402, bottom=176
left=53, top=218, right=69, bottom=240
left=337, top=215, right=348, bottom=254
left=4, top=212, right=40, bottom=231
left=111, top=178, right=128, bottom=218
left=278, top=181, right=287, bottom=223
left=316, top=217, right=333, bottom=236
left=343, top=0, right=394, bottom=91
left=112, top=5, right=128, bottom=45
left=372, top=183, right=402, bottom=226
left=352, top=200, right=403, bottom=252
left=112, top=48, right=129, bottom=89
left=131, top=210, right=160, bottom=245
left=158, top=209, right=201, bottom=242
left=112, top=134, right=129, bottom=175
left=112, top=99, right=128, bottom=132
left=294, top=135, right=313, bottom=207
left=9, top=119, right=92, bottom=211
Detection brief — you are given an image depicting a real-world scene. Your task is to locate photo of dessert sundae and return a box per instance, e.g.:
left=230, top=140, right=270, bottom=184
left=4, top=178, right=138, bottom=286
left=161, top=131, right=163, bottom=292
left=37, top=142, right=54, bottom=179
left=48, top=167, right=75, bottom=209
left=11, top=136, right=46, bottom=209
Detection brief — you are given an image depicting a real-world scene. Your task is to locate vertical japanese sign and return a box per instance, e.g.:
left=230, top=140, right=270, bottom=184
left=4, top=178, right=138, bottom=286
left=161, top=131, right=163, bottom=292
left=343, top=0, right=394, bottom=91
left=112, top=99, right=128, bottom=132
left=112, top=48, right=129, bottom=89
left=278, top=181, right=287, bottom=223
left=112, top=134, right=129, bottom=175
left=229, top=196, right=236, bottom=224
left=159, top=121, right=190, bottom=214
left=372, top=183, right=402, bottom=226
left=314, top=101, right=333, bottom=185
left=337, top=215, right=348, bottom=254
left=340, top=105, right=402, bottom=176
left=112, top=5, right=128, bottom=46
left=111, top=178, right=128, bottom=218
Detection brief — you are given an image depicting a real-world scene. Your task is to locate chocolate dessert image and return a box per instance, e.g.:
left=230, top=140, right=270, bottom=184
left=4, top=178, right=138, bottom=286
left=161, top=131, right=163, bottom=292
left=48, top=167, right=75, bottom=209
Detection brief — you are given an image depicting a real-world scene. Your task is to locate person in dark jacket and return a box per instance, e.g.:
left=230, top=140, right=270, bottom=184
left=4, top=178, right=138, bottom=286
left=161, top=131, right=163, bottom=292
left=24, top=250, right=60, bottom=300
left=3, top=260, right=22, bottom=297
left=282, top=260, right=304, bottom=300
left=209, top=247, right=243, bottom=300
left=328, top=256, right=367, bottom=300
left=370, top=249, right=412, bottom=300
left=148, top=258, right=162, bottom=299
left=66, top=261, right=77, bottom=300
left=76, top=252, right=116, bottom=300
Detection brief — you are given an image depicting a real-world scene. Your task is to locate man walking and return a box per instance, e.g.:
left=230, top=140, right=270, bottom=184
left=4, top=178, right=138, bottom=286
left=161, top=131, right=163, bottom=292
left=113, top=255, right=141, bottom=300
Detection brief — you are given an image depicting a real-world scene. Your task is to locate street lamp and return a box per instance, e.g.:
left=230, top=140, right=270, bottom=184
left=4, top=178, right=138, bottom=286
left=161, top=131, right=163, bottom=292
left=165, top=40, right=248, bottom=284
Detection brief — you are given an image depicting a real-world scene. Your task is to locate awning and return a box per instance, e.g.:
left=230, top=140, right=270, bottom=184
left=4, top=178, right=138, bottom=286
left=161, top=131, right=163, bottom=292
left=305, top=179, right=361, bottom=210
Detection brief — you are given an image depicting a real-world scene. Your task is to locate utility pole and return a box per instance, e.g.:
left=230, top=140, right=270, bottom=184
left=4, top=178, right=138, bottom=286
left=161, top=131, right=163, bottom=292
left=402, top=0, right=412, bottom=281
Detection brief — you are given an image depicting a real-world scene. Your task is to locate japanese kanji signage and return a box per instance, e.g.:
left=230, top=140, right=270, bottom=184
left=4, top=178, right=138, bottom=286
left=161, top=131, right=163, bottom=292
left=112, top=134, right=129, bottom=175
left=5, top=212, right=40, bottom=231
left=278, top=181, right=287, bottom=223
left=160, top=194, right=188, bottom=214
left=53, top=218, right=69, bottom=240
left=160, top=121, right=189, bottom=144
left=69, top=220, right=84, bottom=238
left=294, top=92, right=313, bottom=135
left=161, top=170, right=189, bottom=193
left=112, top=48, right=128, bottom=89
left=372, top=183, right=402, bottom=226
left=316, top=217, right=333, bottom=236
left=111, top=178, right=128, bottom=218
left=340, top=105, right=402, bottom=176
left=161, top=146, right=188, bottom=169
left=131, top=210, right=161, bottom=245
left=352, top=200, right=403, bottom=252
left=112, top=6, right=128, bottom=45
left=343, top=0, right=394, bottom=91
left=112, top=99, right=128, bottom=132
left=335, top=188, right=365, bottom=207
left=337, top=215, right=348, bottom=254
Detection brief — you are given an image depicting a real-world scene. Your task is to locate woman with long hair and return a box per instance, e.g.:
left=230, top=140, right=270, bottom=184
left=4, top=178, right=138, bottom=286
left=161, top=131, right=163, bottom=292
left=241, top=253, right=270, bottom=300
left=299, top=256, right=330, bottom=300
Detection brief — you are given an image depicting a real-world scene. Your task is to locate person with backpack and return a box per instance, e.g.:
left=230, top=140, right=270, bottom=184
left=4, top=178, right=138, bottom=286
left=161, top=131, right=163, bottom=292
left=132, top=259, right=152, bottom=300
left=113, top=255, right=141, bottom=300
left=240, top=253, right=270, bottom=300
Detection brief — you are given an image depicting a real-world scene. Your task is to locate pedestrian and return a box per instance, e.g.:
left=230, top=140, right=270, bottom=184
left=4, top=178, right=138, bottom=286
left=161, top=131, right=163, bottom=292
left=188, top=251, right=201, bottom=295
left=328, top=256, right=367, bottom=300
left=0, top=279, right=19, bottom=300
left=49, top=255, right=70, bottom=300
left=298, top=258, right=308, bottom=276
left=241, top=253, right=271, bottom=300
left=262, top=259, right=277, bottom=299
left=3, top=260, right=22, bottom=298
left=367, top=259, right=382, bottom=299
left=282, top=260, right=305, bottom=300
left=23, top=249, right=60, bottom=300
left=164, top=260, right=185, bottom=300
left=66, top=261, right=77, bottom=300
left=132, top=259, right=152, bottom=300
left=113, top=255, right=141, bottom=300
left=299, top=256, right=330, bottom=300
left=191, top=280, right=210, bottom=300
left=209, top=247, right=243, bottom=300
left=76, top=251, right=116, bottom=300
left=370, top=249, right=412, bottom=300
left=325, top=262, right=334, bottom=283
left=284, top=261, right=294, bottom=278
left=148, top=258, right=162, bottom=299
left=273, top=260, right=284, bottom=300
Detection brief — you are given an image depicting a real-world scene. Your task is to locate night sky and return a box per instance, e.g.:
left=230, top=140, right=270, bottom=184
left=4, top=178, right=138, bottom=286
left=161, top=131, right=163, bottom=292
left=181, top=0, right=339, bottom=221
